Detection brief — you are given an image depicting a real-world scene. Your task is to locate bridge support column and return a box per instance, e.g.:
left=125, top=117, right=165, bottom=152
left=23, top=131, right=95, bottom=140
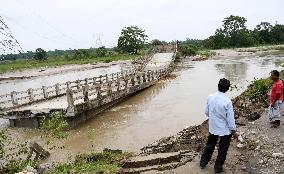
left=27, top=88, right=34, bottom=102
left=66, top=89, right=75, bottom=116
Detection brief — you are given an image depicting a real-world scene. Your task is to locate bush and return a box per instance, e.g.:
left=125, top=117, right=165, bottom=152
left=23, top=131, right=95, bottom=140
left=180, top=44, right=198, bottom=56
left=95, top=46, right=108, bottom=57
left=34, top=48, right=47, bottom=61
left=40, top=111, right=69, bottom=138
left=246, top=78, right=272, bottom=98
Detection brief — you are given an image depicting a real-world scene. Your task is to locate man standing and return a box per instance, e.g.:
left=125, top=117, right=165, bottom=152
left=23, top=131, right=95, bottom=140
left=200, top=78, right=238, bottom=174
left=268, top=70, right=283, bottom=128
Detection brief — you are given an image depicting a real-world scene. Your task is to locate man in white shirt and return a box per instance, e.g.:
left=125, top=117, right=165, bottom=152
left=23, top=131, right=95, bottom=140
left=200, top=78, right=238, bottom=173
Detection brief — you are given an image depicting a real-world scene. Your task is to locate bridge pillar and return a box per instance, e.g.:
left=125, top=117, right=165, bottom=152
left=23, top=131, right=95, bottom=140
left=42, top=86, right=48, bottom=99
left=27, top=88, right=34, bottom=102
left=55, top=83, right=60, bottom=95
left=11, top=91, right=18, bottom=106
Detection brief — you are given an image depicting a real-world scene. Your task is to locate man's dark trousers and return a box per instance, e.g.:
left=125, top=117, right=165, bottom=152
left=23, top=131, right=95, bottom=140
left=200, top=133, right=232, bottom=173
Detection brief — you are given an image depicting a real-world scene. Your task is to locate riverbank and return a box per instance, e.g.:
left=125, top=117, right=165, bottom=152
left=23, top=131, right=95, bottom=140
left=136, top=72, right=284, bottom=174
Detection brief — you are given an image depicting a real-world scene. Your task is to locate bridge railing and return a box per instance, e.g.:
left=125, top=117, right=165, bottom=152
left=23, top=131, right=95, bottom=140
left=0, top=69, right=134, bottom=111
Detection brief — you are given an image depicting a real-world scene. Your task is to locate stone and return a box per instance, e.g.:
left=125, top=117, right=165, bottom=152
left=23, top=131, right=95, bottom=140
left=272, top=153, right=284, bottom=158
left=237, top=143, right=246, bottom=149
left=38, top=163, right=53, bottom=173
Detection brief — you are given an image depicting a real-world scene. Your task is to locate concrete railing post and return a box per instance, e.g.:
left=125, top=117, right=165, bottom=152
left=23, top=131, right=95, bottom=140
left=66, top=89, right=74, bottom=108
left=124, top=77, right=128, bottom=89
left=99, top=75, right=103, bottom=84
left=106, top=75, right=109, bottom=83
left=85, top=78, right=88, bottom=86
left=131, top=75, right=135, bottom=87
left=93, top=77, right=97, bottom=85
left=116, top=72, right=119, bottom=80
left=27, top=88, right=34, bottom=102
left=95, top=86, right=102, bottom=99
left=42, top=86, right=48, bottom=99
left=55, top=83, right=60, bottom=95
left=83, top=85, right=89, bottom=103
left=11, top=91, right=18, bottom=106
left=137, top=74, right=141, bottom=85
left=142, top=72, right=146, bottom=83
left=107, top=82, right=112, bottom=95
left=111, top=73, right=114, bottom=81
left=66, top=81, right=71, bottom=90
left=117, top=79, right=121, bottom=91
left=151, top=71, right=155, bottom=81
left=76, top=80, right=80, bottom=89
left=147, top=71, right=151, bottom=82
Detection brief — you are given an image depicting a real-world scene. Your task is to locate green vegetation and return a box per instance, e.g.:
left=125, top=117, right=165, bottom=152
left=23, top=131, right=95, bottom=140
left=1, top=160, right=37, bottom=174
left=40, top=111, right=69, bottom=139
left=180, top=44, right=198, bottom=56
left=118, top=26, right=148, bottom=54
left=47, top=151, right=129, bottom=174
left=245, top=78, right=272, bottom=98
left=203, top=15, right=284, bottom=49
left=34, top=48, right=47, bottom=61
left=0, top=53, right=138, bottom=74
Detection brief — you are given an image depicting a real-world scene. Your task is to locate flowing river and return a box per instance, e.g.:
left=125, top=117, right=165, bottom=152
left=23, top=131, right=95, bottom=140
left=63, top=52, right=284, bottom=154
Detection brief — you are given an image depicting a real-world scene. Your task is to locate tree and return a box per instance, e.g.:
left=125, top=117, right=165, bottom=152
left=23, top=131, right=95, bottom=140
left=151, top=39, right=163, bottom=46
left=117, top=26, right=148, bottom=54
left=270, top=24, right=284, bottom=44
left=95, top=46, right=108, bottom=57
left=34, top=48, right=47, bottom=61
left=254, top=22, right=273, bottom=44
left=180, top=44, right=198, bottom=56
left=222, top=15, right=248, bottom=37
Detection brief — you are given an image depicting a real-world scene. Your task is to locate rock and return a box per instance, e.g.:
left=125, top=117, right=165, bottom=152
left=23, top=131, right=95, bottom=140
left=258, top=160, right=264, bottom=164
left=272, top=153, right=284, bottom=158
left=237, top=143, right=246, bottom=149
left=38, top=163, right=53, bottom=173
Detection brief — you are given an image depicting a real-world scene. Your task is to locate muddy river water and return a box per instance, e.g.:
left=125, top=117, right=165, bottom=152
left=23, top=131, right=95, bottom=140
left=63, top=53, right=284, bottom=154
left=2, top=52, right=284, bottom=158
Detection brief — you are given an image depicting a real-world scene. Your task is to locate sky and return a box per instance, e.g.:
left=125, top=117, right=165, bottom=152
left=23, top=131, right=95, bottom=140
left=0, top=0, right=284, bottom=52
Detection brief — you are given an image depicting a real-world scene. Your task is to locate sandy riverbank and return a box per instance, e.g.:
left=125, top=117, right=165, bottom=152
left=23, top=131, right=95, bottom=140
left=0, top=60, right=132, bottom=80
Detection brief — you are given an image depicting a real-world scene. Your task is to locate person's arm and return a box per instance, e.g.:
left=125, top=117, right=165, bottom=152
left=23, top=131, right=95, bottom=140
left=226, top=102, right=238, bottom=138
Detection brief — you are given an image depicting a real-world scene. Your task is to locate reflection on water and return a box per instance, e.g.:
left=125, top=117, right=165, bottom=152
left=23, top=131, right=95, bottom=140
left=63, top=54, right=284, bottom=153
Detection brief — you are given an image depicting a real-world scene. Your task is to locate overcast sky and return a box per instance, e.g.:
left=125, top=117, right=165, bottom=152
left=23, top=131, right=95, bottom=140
left=1, top=0, right=283, bottom=51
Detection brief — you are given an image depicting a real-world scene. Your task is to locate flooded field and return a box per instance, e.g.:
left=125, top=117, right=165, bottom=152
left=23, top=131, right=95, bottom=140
left=63, top=53, right=284, bottom=153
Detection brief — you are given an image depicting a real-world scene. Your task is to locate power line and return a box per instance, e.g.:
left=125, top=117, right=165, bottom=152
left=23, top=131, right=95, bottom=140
left=1, top=15, right=79, bottom=47
left=16, top=0, right=83, bottom=45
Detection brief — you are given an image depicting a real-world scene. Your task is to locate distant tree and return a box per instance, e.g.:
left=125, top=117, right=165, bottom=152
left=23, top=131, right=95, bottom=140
left=180, top=44, right=198, bottom=56
left=34, top=48, right=47, bottom=61
left=95, top=46, right=108, bottom=57
left=222, top=15, right=248, bottom=37
left=254, top=22, right=273, bottom=44
left=151, top=39, right=163, bottom=46
left=73, top=49, right=90, bottom=59
left=270, top=24, right=284, bottom=44
left=118, top=26, right=148, bottom=54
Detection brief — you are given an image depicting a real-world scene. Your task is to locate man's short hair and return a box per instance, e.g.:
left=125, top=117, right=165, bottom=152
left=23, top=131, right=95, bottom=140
left=218, top=78, right=230, bottom=93
left=271, top=70, right=280, bottom=77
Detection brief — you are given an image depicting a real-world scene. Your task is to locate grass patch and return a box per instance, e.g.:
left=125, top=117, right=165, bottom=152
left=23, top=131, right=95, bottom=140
left=0, top=54, right=138, bottom=74
left=197, top=50, right=216, bottom=58
left=46, top=151, right=129, bottom=174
